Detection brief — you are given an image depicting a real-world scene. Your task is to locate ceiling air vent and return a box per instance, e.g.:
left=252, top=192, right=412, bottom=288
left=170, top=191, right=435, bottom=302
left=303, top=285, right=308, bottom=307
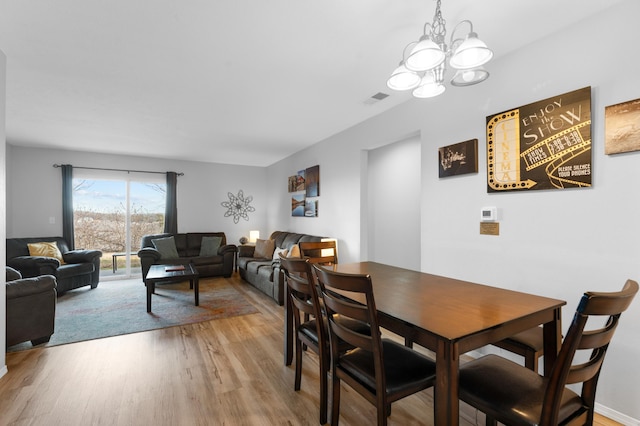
left=363, top=92, right=390, bottom=105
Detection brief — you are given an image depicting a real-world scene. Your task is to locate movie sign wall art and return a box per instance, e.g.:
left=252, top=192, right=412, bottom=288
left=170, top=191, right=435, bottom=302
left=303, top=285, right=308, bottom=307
left=486, top=87, right=592, bottom=192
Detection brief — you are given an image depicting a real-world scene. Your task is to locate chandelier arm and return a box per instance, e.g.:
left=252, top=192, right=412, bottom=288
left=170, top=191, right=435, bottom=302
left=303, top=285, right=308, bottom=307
left=449, top=19, right=474, bottom=47
left=402, top=41, right=418, bottom=61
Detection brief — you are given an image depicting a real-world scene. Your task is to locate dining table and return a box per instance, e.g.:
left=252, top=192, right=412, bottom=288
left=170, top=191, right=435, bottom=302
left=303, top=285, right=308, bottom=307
left=283, top=261, right=566, bottom=426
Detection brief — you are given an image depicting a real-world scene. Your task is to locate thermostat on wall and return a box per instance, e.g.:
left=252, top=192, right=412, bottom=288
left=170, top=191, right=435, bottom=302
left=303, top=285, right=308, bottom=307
left=480, top=206, right=497, bottom=222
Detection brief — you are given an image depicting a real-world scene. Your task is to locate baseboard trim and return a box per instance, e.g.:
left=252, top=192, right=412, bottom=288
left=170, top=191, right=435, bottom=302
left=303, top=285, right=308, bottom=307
left=596, top=402, right=639, bottom=426
left=0, top=364, right=7, bottom=380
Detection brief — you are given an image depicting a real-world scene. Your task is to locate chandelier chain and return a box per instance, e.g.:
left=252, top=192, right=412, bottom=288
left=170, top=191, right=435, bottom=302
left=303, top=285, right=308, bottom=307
left=431, top=0, right=447, bottom=44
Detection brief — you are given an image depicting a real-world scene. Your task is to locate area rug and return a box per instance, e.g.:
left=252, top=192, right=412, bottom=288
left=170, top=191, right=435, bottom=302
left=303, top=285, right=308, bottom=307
left=7, top=276, right=259, bottom=352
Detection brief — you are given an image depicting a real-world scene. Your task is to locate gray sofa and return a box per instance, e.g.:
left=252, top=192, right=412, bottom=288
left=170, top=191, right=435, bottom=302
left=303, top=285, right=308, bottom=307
left=138, top=232, right=237, bottom=280
left=237, top=231, right=325, bottom=305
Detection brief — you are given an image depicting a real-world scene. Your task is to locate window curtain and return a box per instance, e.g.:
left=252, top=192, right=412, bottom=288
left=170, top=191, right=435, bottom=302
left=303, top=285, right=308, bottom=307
left=61, top=164, right=75, bottom=249
left=164, top=171, right=178, bottom=234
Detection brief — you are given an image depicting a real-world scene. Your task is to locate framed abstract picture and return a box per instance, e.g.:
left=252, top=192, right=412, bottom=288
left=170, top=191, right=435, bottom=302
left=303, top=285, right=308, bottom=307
left=438, top=139, right=478, bottom=178
left=605, top=97, right=640, bottom=155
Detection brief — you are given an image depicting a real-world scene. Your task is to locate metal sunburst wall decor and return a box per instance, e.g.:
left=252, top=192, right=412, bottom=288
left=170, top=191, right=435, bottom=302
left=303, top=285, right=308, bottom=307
left=221, top=190, right=255, bottom=223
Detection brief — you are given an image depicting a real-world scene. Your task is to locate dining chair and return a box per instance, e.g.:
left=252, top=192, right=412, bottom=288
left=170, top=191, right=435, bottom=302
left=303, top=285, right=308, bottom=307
left=279, top=255, right=329, bottom=425
left=459, top=279, right=638, bottom=426
left=299, top=240, right=338, bottom=265
left=493, top=326, right=544, bottom=372
left=313, top=264, right=437, bottom=426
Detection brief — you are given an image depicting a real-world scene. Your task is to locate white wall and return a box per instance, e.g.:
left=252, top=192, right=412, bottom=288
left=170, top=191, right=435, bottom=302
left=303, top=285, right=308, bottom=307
left=266, top=1, right=640, bottom=421
left=367, top=135, right=421, bottom=269
left=6, top=146, right=268, bottom=245
left=1, top=49, right=7, bottom=378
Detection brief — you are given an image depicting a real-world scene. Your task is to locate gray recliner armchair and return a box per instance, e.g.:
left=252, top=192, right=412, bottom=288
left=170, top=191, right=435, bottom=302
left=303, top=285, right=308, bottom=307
left=6, top=236, right=101, bottom=293
left=6, top=266, right=57, bottom=348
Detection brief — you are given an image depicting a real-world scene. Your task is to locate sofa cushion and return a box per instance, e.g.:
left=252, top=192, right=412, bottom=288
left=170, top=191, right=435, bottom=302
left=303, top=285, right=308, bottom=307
left=152, top=236, right=180, bottom=259
left=27, top=242, right=66, bottom=264
left=254, top=239, right=275, bottom=259
left=281, top=233, right=304, bottom=249
left=191, top=255, right=223, bottom=266
left=247, top=260, right=272, bottom=275
left=200, top=236, right=222, bottom=256
left=56, top=262, right=95, bottom=279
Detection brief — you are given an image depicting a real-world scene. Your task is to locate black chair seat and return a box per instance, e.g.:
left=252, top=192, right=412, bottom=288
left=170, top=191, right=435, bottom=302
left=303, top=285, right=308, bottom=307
left=460, top=354, right=584, bottom=426
left=341, top=339, right=436, bottom=395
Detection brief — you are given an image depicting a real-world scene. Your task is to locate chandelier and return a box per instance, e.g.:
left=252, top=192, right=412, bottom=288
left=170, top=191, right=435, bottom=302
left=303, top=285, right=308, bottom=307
left=386, top=0, right=493, bottom=98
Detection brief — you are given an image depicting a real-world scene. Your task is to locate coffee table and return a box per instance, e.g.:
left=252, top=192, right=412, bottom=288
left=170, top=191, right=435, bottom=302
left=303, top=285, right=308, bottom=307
left=144, top=264, right=199, bottom=312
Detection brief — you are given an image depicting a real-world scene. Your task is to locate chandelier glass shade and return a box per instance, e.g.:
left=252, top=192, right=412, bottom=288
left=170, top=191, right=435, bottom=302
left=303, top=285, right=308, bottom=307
left=386, top=0, right=493, bottom=98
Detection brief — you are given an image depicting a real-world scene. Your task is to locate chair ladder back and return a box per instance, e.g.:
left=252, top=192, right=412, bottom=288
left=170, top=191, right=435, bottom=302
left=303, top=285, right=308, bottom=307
left=280, top=255, right=324, bottom=331
left=314, top=265, right=381, bottom=353
left=299, top=241, right=338, bottom=265
left=541, top=279, right=638, bottom=426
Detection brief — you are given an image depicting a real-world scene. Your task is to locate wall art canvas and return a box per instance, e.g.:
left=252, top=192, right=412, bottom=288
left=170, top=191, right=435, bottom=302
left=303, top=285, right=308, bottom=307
left=287, top=176, right=297, bottom=192
left=304, top=199, right=318, bottom=217
left=605, top=97, right=640, bottom=155
left=295, top=170, right=305, bottom=192
left=305, top=165, right=320, bottom=197
left=291, top=194, right=305, bottom=217
left=438, top=139, right=478, bottom=178
left=486, top=86, right=592, bottom=192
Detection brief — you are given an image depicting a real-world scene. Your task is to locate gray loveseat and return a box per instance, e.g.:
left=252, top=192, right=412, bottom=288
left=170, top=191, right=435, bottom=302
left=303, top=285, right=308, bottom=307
left=237, top=231, right=325, bottom=305
left=138, top=232, right=237, bottom=280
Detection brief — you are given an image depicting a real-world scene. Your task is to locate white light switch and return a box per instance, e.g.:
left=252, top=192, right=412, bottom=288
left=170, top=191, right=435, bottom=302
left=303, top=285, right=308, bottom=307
left=49, top=216, right=55, bottom=224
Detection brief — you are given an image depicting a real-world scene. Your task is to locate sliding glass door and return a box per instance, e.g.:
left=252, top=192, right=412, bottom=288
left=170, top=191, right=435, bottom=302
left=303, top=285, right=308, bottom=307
left=72, top=170, right=166, bottom=279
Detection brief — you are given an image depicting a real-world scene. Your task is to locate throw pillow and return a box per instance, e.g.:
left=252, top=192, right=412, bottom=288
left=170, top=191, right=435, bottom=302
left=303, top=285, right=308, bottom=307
left=200, top=236, right=222, bottom=257
left=287, top=244, right=301, bottom=258
left=152, top=236, right=180, bottom=259
left=27, top=241, right=66, bottom=264
left=273, top=247, right=288, bottom=260
left=254, top=239, right=275, bottom=259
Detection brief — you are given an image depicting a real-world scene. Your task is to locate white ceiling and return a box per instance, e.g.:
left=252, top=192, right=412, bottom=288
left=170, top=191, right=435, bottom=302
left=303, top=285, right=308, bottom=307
left=0, top=0, right=626, bottom=167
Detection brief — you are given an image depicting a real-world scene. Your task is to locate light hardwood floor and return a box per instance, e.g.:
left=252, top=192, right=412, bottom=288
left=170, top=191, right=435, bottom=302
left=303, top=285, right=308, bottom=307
left=1, top=275, right=622, bottom=426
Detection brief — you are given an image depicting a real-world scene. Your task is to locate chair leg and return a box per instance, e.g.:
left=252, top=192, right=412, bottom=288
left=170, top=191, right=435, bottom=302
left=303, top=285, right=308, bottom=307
left=376, top=398, right=388, bottom=426
left=31, top=336, right=51, bottom=346
left=319, top=355, right=328, bottom=424
left=331, top=375, right=341, bottom=426
left=523, top=349, right=540, bottom=373
left=294, top=337, right=303, bottom=391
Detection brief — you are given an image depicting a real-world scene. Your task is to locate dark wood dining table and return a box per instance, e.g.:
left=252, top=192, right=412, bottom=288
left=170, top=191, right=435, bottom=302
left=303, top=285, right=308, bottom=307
left=283, top=261, right=566, bottom=426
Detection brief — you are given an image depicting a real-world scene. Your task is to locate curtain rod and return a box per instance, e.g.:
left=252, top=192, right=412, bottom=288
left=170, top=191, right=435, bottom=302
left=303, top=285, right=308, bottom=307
left=53, top=164, right=184, bottom=176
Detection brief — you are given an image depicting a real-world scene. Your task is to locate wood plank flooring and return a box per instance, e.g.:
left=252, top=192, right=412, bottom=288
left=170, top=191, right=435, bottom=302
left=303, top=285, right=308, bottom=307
left=0, top=275, right=622, bottom=425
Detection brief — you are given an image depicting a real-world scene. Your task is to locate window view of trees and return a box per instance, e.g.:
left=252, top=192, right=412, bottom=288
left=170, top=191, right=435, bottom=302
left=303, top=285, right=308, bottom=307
left=73, top=178, right=166, bottom=274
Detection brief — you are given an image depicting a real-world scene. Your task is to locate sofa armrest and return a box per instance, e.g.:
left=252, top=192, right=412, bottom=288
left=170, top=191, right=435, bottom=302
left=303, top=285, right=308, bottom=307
left=63, top=249, right=102, bottom=264
left=218, top=244, right=238, bottom=255
left=8, top=256, right=60, bottom=278
left=137, top=247, right=161, bottom=261
left=238, top=245, right=256, bottom=257
left=6, top=275, right=57, bottom=299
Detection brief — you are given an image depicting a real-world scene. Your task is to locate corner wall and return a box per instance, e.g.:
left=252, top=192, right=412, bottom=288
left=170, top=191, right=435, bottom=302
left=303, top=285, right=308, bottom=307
left=266, top=1, right=640, bottom=421
left=1, top=49, right=7, bottom=378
